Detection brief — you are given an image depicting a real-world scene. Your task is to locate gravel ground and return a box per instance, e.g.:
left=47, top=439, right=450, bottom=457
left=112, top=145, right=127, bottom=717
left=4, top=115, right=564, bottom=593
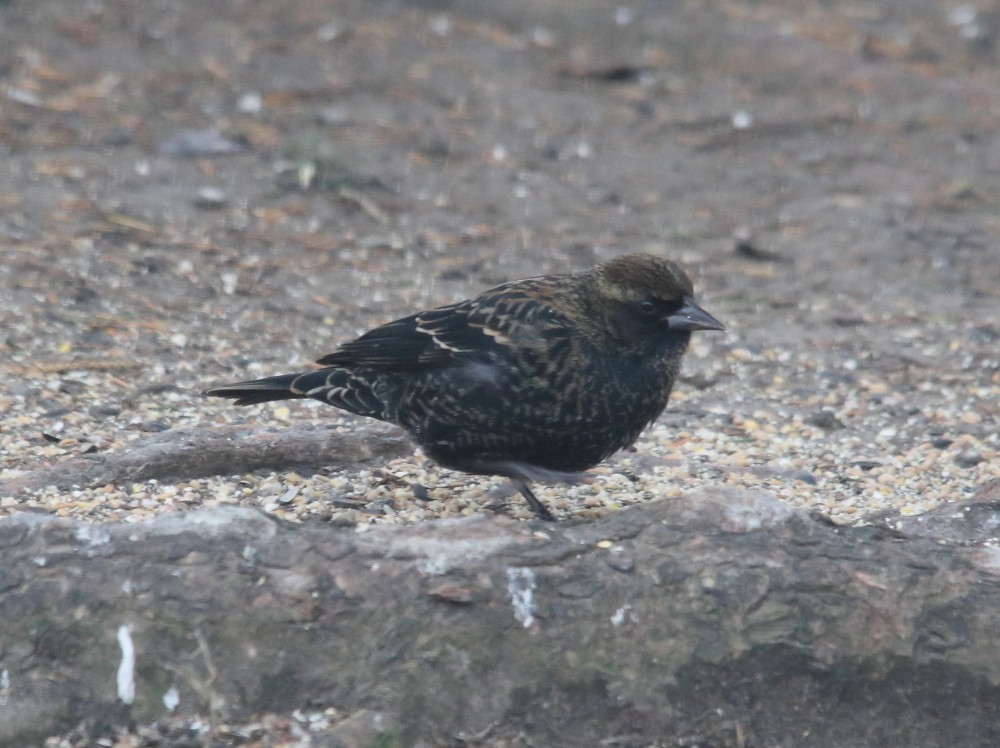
left=1, top=0, right=999, bottom=532
left=3, top=296, right=997, bottom=527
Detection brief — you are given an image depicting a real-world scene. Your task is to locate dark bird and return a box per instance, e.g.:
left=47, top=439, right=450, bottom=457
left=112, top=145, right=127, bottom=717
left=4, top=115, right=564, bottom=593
left=205, top=254, right=724, bottom=520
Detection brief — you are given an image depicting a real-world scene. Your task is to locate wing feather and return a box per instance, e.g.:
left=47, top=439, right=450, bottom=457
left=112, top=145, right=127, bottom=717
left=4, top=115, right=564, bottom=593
left=316, top=277, right=568, bottom=369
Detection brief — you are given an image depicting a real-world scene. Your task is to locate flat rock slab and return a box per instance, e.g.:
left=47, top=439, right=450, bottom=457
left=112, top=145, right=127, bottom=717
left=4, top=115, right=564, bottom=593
left=2, top=488, right=1000, bottom=747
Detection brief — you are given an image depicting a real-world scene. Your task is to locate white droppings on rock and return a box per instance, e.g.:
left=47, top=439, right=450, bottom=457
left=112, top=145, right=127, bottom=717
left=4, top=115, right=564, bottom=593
left=611, top=604, right=632, bottom=627
left=117, top=624, right=136, bottom=705
left=506, top=567, right=537, bottom=628
left=163, top=685, right=180, bottom=712
left=74, top=524, right=111, bottom=545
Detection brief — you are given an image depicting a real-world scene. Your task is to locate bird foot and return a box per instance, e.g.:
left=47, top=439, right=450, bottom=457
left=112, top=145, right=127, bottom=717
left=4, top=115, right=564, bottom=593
left=484, top=472, right=604, bottom=520
left=518, top=482, right=556, bottom=521
left=483, top=480, right=556, bottom=521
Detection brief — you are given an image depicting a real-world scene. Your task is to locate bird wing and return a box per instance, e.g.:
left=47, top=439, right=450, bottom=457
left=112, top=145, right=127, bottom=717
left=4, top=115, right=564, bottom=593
left=316, top=277, right=569, bottom=369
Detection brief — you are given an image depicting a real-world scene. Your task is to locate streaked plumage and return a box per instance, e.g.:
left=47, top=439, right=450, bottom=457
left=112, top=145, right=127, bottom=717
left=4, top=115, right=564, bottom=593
left=205, top=254, right=724, bottom=520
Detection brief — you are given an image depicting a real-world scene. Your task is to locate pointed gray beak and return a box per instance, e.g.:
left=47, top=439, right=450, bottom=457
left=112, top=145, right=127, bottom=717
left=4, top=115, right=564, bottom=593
left=665, top=296, right=725, bottom=332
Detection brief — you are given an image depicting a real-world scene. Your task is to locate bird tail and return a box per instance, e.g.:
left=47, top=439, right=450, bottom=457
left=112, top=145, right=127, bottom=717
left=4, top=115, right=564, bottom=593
left=203, top=372, right=307, bottom=406
left=206, top=368, right=390, bottom=420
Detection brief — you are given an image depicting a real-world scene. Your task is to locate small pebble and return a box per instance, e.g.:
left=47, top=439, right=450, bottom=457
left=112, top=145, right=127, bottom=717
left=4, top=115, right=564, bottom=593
left=851, top=460, right=882, bottom=471
left=158, top=128, right=243, bottom=157
left=807, top=411, right=845, bottom=431
left=237, top=92, right=262, bottom=114
left=194, top=186, right=228, bottom=209
left=954, top=450, right=983, bottom=468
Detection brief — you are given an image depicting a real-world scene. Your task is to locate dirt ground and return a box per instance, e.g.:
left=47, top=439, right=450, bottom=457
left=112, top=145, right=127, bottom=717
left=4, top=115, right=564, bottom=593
left=1, top=0, right=999, bottom=744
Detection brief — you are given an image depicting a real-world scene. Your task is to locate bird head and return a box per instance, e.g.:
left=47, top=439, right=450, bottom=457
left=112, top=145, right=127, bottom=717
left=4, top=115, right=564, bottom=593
left=579, top=254, right=724, bottom=348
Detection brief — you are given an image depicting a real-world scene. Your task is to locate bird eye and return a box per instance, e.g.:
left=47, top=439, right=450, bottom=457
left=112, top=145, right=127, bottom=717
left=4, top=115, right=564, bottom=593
left=638, top=299, right=657, bottom=315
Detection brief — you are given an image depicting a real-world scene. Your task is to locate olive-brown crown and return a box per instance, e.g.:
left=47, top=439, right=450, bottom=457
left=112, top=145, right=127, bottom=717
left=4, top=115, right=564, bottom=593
left=591, top=253, right=694, bottom=303
left=557, top=254, right=697, bottom=347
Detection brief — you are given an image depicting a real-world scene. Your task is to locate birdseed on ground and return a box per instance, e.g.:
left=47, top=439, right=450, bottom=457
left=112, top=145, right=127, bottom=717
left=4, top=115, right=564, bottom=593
left=3, top=325, right=996, bottom=526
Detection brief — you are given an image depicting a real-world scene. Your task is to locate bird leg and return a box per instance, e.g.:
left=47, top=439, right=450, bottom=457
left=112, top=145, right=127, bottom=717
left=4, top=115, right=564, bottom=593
left=517, top=482, right=556, bottom=522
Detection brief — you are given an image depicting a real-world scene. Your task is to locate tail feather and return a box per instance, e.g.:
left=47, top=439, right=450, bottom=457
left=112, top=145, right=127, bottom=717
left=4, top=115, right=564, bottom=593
left=203, top=372, right=306, bottom=406
left=205, top=368, right=391, bottom=420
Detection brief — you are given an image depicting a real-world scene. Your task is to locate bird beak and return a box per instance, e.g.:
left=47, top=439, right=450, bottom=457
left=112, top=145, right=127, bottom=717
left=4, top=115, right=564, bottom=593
left=665, top=296, right=725, bottom=331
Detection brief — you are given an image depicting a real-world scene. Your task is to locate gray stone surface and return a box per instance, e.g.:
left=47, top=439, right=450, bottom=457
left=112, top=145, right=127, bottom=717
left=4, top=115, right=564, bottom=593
left=2, top=490, right=1000, bottom=746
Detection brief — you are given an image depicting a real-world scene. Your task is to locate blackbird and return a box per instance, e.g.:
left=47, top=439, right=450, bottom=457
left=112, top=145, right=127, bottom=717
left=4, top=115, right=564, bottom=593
left=205, top=254, right=724, bottom=520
